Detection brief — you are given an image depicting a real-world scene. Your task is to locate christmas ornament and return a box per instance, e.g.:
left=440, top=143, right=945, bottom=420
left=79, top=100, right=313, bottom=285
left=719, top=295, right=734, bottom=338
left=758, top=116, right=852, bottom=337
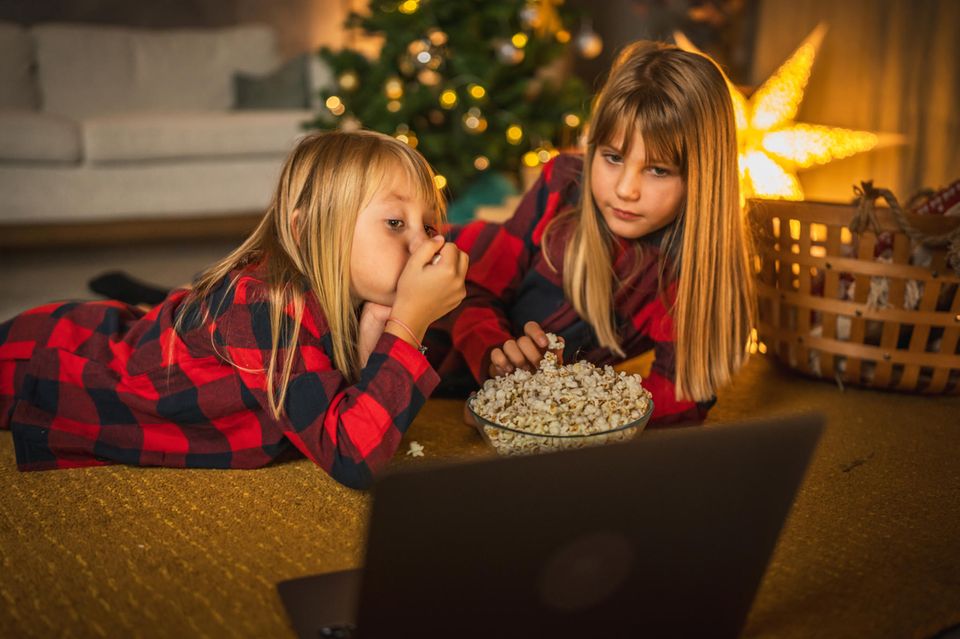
left=520, top=0, right=564, bottom=38
left=338, top=71, right=359, bottom=92
left=495, top=40, right=525, bottom=65
left=427, top=28, right=448, bottom=47
left=674, top=26, right=901, bottom=200
left=463, top=108, right=488, bottom=133
left=575, top=22, right=603, bottom=59
left=384, top=77, right=404, bottom=100
left=418, top=69, right=441, bottom=86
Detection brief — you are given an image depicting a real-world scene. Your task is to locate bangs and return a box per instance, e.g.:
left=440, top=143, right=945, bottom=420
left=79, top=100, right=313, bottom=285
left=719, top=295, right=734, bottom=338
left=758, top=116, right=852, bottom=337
left=363, top=143, right=447, bottom=223
left=591, top=91, right=686, bottom=172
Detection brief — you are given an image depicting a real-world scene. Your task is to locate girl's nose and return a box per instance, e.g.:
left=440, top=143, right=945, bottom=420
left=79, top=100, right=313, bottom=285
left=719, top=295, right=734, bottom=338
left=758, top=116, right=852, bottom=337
left=408, top=227, right=429, bottom=254
left=615, top=172, right=641, bottom=201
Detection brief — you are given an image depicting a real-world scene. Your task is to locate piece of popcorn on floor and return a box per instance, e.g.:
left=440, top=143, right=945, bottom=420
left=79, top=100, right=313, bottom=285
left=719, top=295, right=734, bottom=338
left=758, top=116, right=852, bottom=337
left=406, top=441, right=424, bottom=457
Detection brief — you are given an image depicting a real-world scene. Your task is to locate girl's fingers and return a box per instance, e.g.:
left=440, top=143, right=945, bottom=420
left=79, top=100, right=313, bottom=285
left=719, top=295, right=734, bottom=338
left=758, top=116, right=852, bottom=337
left=523, top=321, right=549, bottom=349
left=458, top=249, right=469, bottom=274
left=502, top=340, right=530, bottom=371
left=489, top=348, right=511, bottom=375
left=516, top=335, right=543, bottom=368
left=414, top=234, right=446, bottom=267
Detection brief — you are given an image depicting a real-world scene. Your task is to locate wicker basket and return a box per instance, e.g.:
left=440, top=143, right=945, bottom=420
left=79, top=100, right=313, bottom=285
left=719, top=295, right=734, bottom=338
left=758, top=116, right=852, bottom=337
left=748, top=187, right=960, bottom=394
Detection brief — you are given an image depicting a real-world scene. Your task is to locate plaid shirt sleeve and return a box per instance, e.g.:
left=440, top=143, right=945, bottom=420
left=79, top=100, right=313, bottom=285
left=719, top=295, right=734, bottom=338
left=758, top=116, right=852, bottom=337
left=450, top=157, right=571, bottom=383
left=214, top=280, right=439, bottom=489
left=628, top=283, right=712, bottom=426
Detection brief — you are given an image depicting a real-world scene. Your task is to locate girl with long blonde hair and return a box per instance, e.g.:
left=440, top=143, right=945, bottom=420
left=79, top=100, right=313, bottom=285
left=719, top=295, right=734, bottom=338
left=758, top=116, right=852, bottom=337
left=1, top=130, right=467, bottom=487
left=441, top=40, right=754, bottom=423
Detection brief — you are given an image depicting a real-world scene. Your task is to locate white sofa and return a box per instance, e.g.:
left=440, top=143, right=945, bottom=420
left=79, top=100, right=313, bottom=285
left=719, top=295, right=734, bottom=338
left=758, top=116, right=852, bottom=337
left=0, top=22, right=318, bottom=228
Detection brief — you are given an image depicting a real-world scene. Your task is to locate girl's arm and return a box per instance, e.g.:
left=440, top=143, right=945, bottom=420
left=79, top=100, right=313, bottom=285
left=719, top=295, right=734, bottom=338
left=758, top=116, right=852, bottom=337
left=450, top=155, right=578, bottom=383
left=214, top=279, right=440, bottom=490
left=280, top=331, right=438, bottom=489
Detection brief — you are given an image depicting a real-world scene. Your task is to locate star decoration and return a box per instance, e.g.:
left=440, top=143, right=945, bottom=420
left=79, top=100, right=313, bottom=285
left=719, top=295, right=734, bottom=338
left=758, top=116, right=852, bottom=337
left=674, top=25, right=901, bottom=201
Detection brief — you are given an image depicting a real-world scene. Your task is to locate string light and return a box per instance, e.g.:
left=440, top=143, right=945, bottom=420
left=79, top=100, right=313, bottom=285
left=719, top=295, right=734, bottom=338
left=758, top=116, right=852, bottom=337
left=473, top=155, right=490, bottom=170
left=398, top=0, right=419, bottom=15
left=468, top=84, right=486, bottom=99
left=434, top=174, right=447, bottom=190
left=522, top=151, right=540, bottom=167
left=563, top=113, right=581, bottom=128
left=506, top=124, right=524, bottom=145
left=338, top=72, right=358, bottom=92
left=386, top=100, right=402, bottom=113
left=384, top=77, right=404, bottom=100
left=325, top=95, right=345, bottom=116
left=511, top=32, right=529, bottom=48
left=439, top=89, right=458, bottom=109
left=555, top=29, right=571, bottom=43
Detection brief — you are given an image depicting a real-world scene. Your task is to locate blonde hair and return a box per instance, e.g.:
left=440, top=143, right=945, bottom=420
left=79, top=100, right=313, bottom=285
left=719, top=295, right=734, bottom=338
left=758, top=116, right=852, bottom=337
left=552, top=40, right=754, bottom=402
left=175, top=130, right=445, bottom=418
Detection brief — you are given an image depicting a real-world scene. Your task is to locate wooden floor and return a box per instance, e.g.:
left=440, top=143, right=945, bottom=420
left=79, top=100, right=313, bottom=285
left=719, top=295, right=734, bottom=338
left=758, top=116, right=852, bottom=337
left=1, top=213, right=261, bottom=250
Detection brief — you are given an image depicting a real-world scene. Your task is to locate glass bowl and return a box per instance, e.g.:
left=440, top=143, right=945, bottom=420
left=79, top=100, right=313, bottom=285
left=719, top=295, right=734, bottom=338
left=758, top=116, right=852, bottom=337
left=466, top=396, right=654, bottom=456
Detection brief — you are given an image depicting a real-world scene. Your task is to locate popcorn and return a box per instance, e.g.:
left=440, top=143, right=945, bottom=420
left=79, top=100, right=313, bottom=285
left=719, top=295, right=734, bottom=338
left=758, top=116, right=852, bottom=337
left=470, top=334, right=652, bottom=455
left=406, top=441, right=425, bottom=457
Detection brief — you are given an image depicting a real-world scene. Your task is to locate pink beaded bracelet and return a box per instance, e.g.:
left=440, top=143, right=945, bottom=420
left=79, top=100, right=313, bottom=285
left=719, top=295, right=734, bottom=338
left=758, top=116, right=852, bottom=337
left=386, top=317, right=427, bottom=355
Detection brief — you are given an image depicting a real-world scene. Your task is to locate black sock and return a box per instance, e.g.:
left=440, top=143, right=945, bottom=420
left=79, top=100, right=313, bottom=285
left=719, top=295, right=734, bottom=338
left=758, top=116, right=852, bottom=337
left=88, top=271, right=171, bottom=306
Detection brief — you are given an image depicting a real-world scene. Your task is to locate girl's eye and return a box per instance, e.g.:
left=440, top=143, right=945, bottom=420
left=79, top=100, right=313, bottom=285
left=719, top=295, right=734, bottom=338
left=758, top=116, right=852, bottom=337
left=424, top=224, right=439, bottom=237
left=603, top=152, right=623, bottom=165
left=649, top=166, right=672, bottom=177
left=386, top=219, right=405, bottom=230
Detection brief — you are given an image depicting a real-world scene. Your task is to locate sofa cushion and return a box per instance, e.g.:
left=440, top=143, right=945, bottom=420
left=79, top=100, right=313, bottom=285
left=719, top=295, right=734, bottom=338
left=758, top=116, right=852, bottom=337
left=0, top=22, right=38, bottom=109
left=34, top=24, right=279, bottom=117
left=82, top=111, right=313, bottom=162
left=0, top=110, right=81, bottom=162
left=234, top=54, right=312, bottom=110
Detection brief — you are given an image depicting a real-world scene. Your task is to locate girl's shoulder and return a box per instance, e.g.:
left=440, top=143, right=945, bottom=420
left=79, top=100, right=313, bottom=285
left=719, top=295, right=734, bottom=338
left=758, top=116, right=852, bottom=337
left=205, top=264, right=330, bottom=343
left=542, top=153, right=583, bottom=195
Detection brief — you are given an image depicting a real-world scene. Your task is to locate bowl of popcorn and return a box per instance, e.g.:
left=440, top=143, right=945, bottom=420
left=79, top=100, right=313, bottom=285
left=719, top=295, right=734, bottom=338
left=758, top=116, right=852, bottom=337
left=468, top=335, right=654, bottom=456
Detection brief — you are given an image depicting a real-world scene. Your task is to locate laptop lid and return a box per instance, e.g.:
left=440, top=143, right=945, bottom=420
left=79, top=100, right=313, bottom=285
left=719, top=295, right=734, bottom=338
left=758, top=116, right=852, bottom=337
left=352, top=412, right=823, bottom=638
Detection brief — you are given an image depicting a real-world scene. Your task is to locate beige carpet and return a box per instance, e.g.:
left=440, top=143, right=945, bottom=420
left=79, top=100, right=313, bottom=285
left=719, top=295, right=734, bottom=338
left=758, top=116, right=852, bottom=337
left=1, top=355, right=959, bottom=638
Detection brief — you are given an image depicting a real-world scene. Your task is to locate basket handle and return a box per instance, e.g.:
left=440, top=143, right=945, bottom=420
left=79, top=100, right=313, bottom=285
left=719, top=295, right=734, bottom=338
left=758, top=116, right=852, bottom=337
left=851, top=181, right=960, bottom=275
left=851, top=180, right=960, bottom=248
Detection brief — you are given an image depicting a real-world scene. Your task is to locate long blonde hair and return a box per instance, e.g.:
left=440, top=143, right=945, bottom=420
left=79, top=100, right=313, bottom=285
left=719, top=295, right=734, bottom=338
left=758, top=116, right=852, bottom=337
left=556, top=40, right=754, bottom=402
left=175, top=130, right=445, bottom=417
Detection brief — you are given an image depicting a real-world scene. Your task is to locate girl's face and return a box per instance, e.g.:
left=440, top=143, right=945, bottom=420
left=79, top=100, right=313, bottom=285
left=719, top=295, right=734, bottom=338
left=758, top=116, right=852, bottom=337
left=349, top=169, right=439, bottom=306
left=590, top=129, right=685, bottom=240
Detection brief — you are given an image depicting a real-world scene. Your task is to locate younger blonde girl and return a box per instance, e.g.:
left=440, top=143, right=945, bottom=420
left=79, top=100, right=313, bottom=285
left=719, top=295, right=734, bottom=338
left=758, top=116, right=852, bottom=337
left=1, top=130, right=467, bottom=487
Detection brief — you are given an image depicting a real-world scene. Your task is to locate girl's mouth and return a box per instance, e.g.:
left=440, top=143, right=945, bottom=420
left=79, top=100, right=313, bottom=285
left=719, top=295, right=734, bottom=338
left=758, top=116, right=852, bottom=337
left=611, top=207, right=642, bottom=221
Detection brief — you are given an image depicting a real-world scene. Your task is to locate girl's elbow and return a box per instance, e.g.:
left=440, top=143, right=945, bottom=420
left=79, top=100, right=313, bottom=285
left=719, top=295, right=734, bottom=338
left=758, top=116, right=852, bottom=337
left=328, top=458, right=375, bottom=490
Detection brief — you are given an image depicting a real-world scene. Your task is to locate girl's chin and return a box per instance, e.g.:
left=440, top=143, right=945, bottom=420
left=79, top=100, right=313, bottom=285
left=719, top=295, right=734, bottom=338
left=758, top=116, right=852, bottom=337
left=603, top=216, right=648, bottom=240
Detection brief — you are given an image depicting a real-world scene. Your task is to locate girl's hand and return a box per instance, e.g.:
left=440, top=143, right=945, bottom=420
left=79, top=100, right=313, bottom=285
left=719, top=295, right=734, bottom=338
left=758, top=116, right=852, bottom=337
left=358, top=301, right=392, bottom=368
left=389, top=235, right=468, bottom=343
left=487, top=321, right=551, bottom=378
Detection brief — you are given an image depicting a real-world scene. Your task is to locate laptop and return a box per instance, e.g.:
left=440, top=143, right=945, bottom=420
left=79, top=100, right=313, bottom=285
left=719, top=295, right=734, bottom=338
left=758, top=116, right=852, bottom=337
left=277, top=412, right=823, bottom=639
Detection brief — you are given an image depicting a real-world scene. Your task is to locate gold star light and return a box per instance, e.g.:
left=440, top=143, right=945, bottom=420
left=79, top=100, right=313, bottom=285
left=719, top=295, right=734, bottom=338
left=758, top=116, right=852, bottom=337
left=674, top=25, right=901, bottom=200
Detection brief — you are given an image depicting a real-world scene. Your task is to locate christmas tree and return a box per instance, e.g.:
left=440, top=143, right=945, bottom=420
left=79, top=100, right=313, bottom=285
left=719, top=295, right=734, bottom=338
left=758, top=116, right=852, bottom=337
left=309, top=0, right=598, bottom=211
